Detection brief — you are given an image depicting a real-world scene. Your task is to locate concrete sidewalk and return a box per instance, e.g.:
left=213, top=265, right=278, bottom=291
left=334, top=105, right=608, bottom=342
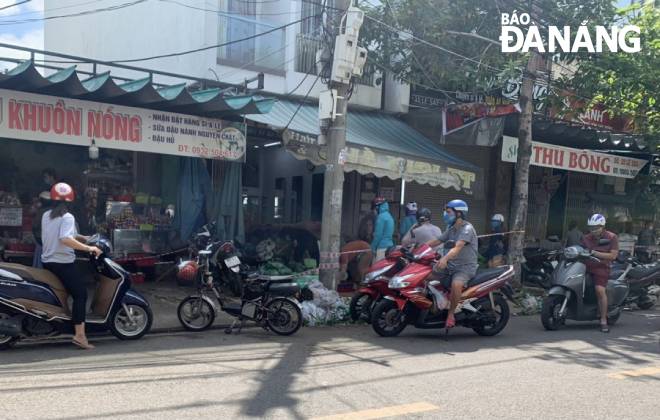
left=133, top=281, right=236, bottom=332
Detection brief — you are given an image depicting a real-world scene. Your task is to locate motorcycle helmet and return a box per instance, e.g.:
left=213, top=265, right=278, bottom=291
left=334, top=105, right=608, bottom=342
left=177, top=260, right=199, bottom=283
left=587, top=213, right=606, bottom=226
left=444, top=199, right=468, bottom=226
left=50, top=182, right=75, bottom=202
left=417, top=208, right=432, bottom=223
left=491, top=214, right=505, bottom=223
left=405, top=202, right=418, bottom=215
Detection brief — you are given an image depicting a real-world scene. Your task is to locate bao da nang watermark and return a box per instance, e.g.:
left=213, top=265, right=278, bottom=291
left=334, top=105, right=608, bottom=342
left=500, top=12, right=640, bottom=53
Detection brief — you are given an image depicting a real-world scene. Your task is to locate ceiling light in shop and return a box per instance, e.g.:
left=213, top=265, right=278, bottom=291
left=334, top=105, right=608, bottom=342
left=89, top=139, right=99, bottom=160
left=263, top=142, right=281, bottom=148
left=597, top=131, right=609, bottom=143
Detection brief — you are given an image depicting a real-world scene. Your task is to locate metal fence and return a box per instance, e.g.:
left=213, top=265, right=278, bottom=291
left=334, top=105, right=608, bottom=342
left=295, top=33, right=376, bottom=86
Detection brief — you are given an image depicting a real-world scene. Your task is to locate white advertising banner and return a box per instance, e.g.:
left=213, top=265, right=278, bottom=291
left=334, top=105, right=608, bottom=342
left=502, top=136, right=647, bottom=179
left=0, top=88, right=246, bottom=161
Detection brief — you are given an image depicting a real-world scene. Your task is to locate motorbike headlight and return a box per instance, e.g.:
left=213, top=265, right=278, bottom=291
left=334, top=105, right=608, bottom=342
left=364, top=264, right=394, bottom=283
left=564, top=246, right=580, bottom=260
left=389, top=273, right=415, bottom=289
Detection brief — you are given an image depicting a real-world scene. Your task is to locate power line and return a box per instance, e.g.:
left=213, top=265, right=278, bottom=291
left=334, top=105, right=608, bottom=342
left=38, top=15, right=316, bottom=64
left=0, top=0, right=149, bottom=25
left=159, top=0, right=301, bottom=17
left=0, top=0, right=99, bottom=18
left=284, top=73, right=322, bottom=131
left=0, top=0, right=31, bottom=12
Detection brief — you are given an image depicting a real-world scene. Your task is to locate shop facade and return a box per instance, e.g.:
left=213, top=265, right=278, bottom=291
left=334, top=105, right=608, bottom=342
left=243, top=99, right=482, bottom=244
left=0, top=61, right=273, bottom=268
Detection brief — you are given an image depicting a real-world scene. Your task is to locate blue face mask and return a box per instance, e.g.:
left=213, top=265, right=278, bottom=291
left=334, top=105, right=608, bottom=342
left=443, top=211, right=456, bottom=227
left=491, top=221, right=502, bottom=231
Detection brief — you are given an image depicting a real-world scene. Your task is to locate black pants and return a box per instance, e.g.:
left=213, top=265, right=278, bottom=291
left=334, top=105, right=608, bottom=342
left=43, top=262, right=87, bottom=325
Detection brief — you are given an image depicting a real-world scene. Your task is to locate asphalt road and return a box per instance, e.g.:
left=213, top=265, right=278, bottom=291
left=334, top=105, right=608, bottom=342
left=1, top=311, right=659, bottom=420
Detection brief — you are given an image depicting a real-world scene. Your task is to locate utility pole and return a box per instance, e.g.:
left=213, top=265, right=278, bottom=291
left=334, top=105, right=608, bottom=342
left=318, top=0, right=367, bottom=288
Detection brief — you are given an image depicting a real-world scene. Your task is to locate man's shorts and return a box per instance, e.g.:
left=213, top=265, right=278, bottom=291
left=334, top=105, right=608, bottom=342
left=435, top=268, right=474, bottom=290
left=589, top=269, right=610, bottom=288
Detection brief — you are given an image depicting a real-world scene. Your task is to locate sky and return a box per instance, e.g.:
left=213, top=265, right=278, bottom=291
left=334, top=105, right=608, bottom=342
left=0, top=0, right=45, bottom=69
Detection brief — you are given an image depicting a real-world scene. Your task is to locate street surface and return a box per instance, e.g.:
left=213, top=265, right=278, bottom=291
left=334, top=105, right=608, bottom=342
left=1, top=312, right=659, bottom=420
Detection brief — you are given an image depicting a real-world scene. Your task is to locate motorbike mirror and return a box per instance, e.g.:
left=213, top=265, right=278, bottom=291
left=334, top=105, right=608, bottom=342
left=598, top=238, right=611, bottom=246
left=444, top=240, right=456, bottom=249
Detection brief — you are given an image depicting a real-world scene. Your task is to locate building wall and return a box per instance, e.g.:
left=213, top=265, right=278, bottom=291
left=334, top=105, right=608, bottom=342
left=43, top=0, right=402, bottom=111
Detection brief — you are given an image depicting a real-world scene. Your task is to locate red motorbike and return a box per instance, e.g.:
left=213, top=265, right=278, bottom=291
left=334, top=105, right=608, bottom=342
left=349, top=245, right=410, bottom=322
left=370, top=243, right=515, bottom=337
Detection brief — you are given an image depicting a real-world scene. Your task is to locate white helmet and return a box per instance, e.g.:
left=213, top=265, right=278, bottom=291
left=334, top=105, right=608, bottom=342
left=588, top=214, right=606, bottom=226
left=406, top=202, right=418, bottom=213
left=491, top=214, right=505, bottom=222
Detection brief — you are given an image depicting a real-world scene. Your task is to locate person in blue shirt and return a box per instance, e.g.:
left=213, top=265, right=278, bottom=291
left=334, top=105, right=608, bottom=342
left=371, top=197, right=394, bottom=260
left=399, top=201, right=418, bottom=238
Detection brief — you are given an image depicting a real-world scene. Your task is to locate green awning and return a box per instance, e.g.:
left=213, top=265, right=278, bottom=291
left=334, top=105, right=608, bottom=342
left=0, top=61, right=274, bottom=117
left=246, top=100, right=481, bottom=195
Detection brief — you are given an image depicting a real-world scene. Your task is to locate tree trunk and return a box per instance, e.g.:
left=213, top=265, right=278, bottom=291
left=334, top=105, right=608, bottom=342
left=508, top=53, right=542, bottom=289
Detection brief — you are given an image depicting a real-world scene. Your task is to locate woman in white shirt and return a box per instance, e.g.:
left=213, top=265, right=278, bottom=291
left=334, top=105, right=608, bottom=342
left=41, top=183, right=101, bottom=350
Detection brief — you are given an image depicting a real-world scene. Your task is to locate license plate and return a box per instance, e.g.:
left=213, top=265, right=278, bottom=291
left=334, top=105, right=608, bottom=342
left=224, top=256, right=241, bottom=267
left=241, top=302, right=257, bottom=318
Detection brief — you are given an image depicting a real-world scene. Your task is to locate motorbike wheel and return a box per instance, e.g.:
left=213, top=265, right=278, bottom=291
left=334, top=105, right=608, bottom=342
left=637, top=295, right=656, bottom=311
left=541, top=295, right=566, bottom=331
left=110, top=304, right=153, bottom=340
left=0, top=311, right=18, bottom=350
left=177, top=296, right=216, bottom=331
left=371, top=299, right=407, bottom=337
left=473, top=294, right=510, bottom=337
left=265, top=298, right=303, bottom=336
left=349, top=293, right=373, bottom=323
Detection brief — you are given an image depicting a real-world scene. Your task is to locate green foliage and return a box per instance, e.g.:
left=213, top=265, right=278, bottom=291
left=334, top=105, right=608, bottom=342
left=559, top=4, right=660, bottom=151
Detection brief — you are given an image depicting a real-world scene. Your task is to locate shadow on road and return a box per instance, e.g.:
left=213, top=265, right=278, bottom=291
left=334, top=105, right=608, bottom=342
left=0, top=312, right=658, bottom=418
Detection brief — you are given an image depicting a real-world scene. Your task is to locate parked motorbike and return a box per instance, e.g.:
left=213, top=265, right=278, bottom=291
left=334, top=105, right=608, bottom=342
left=522, top=247, right=562, bottom=289
left=349, top=245, right=410, bottom=322
left=177, top=241, right=303, bottom=336
left=181, top=222, right=242, bottom=296
left=541, top=241, right=628, bottom=330
left=612, top=251, right=660, bottom=310
left=0, top=235, right=153, bottom=349
left=370, top=243, right=515, bottom=337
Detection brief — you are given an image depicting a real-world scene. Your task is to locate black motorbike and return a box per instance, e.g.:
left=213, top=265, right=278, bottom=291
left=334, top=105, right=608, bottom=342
left=612, top=251, right=660, bottom=310
left=181, top=222, right=242, bottom=296
left=522, top=242, right=562, bottom=289
left=176, top=241, right=303, bottom=336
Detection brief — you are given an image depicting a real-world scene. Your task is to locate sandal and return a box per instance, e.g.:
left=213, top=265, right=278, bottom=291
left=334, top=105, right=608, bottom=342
left=600, top=324, right=610, bottom=333
left=443, top=316, right=456, bottom=339
left=72, top=338, right=95, bottom=350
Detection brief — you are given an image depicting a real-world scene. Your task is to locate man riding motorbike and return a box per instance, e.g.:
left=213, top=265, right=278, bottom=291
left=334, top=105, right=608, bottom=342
left=581, top=214, right=619, bottom=333
left=427, top=200, right=479, bottom=329
left=401, top=208, right=442, bottom=248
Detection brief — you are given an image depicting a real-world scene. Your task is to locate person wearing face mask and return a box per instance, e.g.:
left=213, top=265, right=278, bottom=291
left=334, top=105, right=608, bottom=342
left=399, top=202, right=418, bottom=238
left=370, top=196, right=394, bottom=260
left=426, top=200, right=478, bottom=330
left=485, top=214, right=507, bottom=268
left=581, top=214, right=619, bottom=333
